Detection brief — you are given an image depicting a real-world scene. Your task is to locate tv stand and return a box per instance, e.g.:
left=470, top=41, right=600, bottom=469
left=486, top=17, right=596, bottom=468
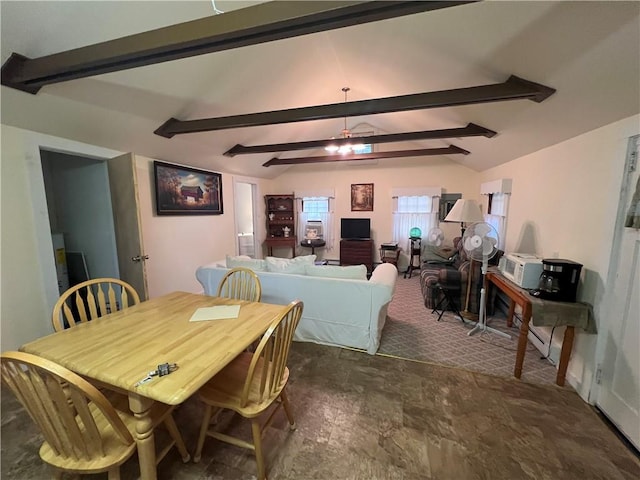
left=340, top=239, right=373, bottom=273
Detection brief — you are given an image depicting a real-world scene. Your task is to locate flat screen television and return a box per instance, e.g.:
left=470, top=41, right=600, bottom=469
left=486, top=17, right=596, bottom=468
left=341, top=218, right=371, bottom=240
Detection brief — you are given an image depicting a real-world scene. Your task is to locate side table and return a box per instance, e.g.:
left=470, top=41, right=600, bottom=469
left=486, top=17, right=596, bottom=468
left=485, top=270, right=597, bottom=386
left=300, top=239, right=326, bottom=256
left=404, top=237, right=422, bottom=279
left=379, top=243, right=401, bottom=267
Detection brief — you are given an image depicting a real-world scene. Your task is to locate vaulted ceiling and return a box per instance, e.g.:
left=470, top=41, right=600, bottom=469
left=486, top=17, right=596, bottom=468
left=1, top=1, right=638, bottom=179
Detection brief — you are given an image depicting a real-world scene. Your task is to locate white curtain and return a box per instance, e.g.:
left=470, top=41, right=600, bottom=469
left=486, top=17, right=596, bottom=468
left=392, top=195, right=438, bottom=253
left=295, top=195, right=335, bottom=252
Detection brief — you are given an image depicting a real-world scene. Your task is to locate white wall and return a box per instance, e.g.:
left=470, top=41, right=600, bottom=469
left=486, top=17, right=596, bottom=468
left=481, top=114, right=640, bottom=400
left=0, top=124, right=274, bottom=351
left=135, top=156, right=272, bottom=298
left=269, top=158, right=482, bottom=265
left=1, top=125, right=124, bottom=351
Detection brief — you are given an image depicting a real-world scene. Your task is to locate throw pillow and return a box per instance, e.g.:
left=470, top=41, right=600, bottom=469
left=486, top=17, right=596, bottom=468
left=305, top=264, right=368, bottom=280
left=226, top=255, right=266, bottom=272
left=265, top=255, right=316, bottom=274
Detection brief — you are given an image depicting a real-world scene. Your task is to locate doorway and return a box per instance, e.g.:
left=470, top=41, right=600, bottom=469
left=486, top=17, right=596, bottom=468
left=233, top=179, right=258, bottom=258
left=40, top=149, right=120, bottom=289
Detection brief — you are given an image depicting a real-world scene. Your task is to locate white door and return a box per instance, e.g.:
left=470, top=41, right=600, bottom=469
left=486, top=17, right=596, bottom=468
left=596, top=135, right=640, bottom=449
left=107, top=153, right=149, bottom=300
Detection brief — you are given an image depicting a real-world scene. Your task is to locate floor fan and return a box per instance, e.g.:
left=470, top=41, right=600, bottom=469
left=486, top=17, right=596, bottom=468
left=426, top=227, right=445, bottom=247
left=461, top=222, right=510, bottom=339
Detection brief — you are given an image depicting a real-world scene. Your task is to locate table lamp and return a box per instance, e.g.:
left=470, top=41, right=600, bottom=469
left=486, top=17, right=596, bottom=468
left=443, top=198, right=483, bottom=236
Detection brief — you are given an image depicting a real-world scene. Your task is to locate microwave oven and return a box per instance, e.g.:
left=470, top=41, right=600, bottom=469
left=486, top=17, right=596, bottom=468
left=498, top=253, right=543, bottom=289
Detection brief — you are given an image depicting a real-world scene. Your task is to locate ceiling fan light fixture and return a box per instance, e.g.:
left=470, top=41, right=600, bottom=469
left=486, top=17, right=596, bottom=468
left=325, top=144, right=340, bottom=153
left=323, top=87, right=365, bottom=155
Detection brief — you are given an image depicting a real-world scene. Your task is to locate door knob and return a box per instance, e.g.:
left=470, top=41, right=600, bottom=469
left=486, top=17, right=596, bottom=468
left=131, top=255, right=149, bottom=262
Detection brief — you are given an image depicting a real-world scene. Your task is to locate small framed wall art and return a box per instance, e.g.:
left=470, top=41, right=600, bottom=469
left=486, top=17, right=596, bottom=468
left=351, top=183, right=374, bottom=211
left=154, top=161, right=223, bottom=215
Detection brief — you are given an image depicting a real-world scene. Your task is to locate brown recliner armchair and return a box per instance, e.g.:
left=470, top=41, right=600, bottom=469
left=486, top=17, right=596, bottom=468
left=419, top=237, right=503, bottom=316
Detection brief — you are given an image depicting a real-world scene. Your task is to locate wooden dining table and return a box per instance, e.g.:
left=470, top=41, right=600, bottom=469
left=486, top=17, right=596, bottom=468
left=20, top=291, right=287, bottom=480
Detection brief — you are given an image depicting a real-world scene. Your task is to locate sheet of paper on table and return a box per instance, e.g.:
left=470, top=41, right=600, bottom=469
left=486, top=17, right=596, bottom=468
left=189, top=305, right=241, bottom=322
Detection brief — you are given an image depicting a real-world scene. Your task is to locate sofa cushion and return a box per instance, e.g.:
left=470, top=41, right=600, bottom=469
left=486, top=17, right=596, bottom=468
left=226, top=255, right=267, bottom=271
left=305, top=264, right=367, bottom=280
left=265, top=255, right=316, bottom=274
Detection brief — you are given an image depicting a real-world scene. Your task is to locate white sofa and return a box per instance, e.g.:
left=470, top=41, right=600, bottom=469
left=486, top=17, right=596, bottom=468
left=195, top=260, right=398, bottom=354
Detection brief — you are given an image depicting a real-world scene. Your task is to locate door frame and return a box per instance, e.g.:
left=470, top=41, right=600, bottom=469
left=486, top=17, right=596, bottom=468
left=591, top=134, right=639, bottom=405
left=26, top=134, right=123, bottom=318
left=232, top=175, right=262, bottom=258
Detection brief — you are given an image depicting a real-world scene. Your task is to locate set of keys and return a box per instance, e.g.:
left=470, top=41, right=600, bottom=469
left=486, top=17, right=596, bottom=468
left=135, top=363, right=178, bottom=387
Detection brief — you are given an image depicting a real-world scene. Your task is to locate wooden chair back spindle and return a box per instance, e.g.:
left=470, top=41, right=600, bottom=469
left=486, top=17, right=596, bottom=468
left=241, top=300, right=302, bottom=407
left=216, top=267, right=262, bottom=302
left=1, top=352, right=136, bottom=477
left=52, top=278, right=140, bottom=332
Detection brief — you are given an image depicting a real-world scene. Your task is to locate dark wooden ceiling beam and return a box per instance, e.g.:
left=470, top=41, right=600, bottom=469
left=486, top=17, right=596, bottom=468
left=262, top=145, right=470, bottom=167
left=224, top=123, right=496, bottom=157
left=156, top=76, right=555, bottom=138
left=1, top=1, right=476, bottom=94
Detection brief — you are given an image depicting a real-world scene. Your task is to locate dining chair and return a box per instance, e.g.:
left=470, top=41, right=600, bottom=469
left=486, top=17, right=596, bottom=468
left=1, top=351, right=190, bottom=479
left=193, top=300, right=304, bottom=480
left=52, top=278, right=141, bottom=332
left=216, top=267, right=262, bottom=302
left=50, top=279, right=190, bottom=470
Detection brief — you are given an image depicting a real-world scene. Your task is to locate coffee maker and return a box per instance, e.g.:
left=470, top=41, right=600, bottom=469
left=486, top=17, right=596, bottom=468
left=532, top=259, right=582, bottom=302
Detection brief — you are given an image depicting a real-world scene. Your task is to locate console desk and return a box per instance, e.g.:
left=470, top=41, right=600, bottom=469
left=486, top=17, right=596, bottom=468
left=264, top=237, right=296, bottom=258
left=485, top=270, right=596, bottom=387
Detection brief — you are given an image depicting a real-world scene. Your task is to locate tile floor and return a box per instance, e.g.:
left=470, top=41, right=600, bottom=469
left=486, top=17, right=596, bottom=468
left=2, top=342, right=639, bottom=480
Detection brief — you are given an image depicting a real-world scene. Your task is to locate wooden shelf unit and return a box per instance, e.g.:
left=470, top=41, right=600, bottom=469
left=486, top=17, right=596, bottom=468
left=264, top=194, right=296, bottom=257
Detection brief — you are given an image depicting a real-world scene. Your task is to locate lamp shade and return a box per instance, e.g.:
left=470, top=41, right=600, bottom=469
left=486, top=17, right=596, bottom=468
left=443, top=199, right=483, bottom=223
left=409, top=227, right=422, bottom=238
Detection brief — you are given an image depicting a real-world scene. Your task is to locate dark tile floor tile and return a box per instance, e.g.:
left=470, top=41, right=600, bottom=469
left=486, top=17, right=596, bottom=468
left=2, top=342, right=639, bottom=480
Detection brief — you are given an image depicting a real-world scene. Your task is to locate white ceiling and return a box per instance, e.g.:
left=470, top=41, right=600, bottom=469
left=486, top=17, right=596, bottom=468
left=1, top=1, right=639, bottom=179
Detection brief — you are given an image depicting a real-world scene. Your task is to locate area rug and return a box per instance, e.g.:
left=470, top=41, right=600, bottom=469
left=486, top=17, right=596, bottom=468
left=379, top=273, right=560, bottom=386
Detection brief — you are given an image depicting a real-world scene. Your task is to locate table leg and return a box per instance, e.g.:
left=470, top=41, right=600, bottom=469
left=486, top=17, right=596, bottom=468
left=514, top=304, right=531, bottom=379
left=129, top=393, right=157, bottom=480
left=556, top=326, right=575, bottom=387
left=506, top=300, right=516, bottom=328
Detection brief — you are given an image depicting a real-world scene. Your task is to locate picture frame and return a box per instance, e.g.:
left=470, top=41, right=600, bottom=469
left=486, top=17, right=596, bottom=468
left=439, top=193, right=461, bottom=221
left=153, top=161, right=223, bottom=215
left=351, top=183, right=374, bottom=211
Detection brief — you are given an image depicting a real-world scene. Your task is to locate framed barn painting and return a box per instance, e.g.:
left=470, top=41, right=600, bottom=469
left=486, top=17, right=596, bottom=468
left=351, top=183, right=374, bottom=211
left=154, top=161, right=223, bottom=215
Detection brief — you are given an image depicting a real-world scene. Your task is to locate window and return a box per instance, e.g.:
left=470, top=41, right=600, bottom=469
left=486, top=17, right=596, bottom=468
left=295, top=190, right=335, bottom=252
left=302, top=198, right=328, bottom=215
left=481, top=179, right=511, bottom=250
left=351, top=143, right=373, bottom=154
left=391, top=187, right=441, bottom=253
